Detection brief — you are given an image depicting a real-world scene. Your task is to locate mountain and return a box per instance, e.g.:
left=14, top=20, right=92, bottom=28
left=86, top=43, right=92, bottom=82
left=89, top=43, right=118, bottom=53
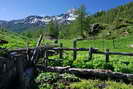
left=0, top=8, right=78, bottom=32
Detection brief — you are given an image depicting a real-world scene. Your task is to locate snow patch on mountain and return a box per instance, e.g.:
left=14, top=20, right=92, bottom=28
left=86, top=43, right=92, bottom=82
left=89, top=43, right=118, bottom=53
left=0, top=8, right=78, bottom=32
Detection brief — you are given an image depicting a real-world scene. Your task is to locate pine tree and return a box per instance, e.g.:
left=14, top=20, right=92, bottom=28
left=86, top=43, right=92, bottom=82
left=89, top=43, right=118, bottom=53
left=76, top=5, right=88, bottom=38
left=47, top=20, right=59, bottom=39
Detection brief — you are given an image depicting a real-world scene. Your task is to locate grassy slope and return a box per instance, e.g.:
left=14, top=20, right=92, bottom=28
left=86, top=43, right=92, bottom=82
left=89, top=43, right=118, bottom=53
left=89, top=1, right=133, bottom=41
left=0, top=30, right=36, bottom=49
left=58, top=35, right=133, bottom=52
left=70, top=79, right=133, bottom=89
left=92, top=2, right=133, bottom=24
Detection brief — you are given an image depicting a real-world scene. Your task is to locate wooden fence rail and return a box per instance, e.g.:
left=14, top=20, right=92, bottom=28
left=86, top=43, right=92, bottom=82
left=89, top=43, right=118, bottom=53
left=45, top=47, right=133, bottom=64
left=9, top=46, right=133, bottom=66
left=10, top=47, right=133, bottom=55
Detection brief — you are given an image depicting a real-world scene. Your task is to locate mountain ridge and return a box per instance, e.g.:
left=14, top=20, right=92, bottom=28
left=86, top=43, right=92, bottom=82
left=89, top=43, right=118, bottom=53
left=0, top=8, right=78, bottom=32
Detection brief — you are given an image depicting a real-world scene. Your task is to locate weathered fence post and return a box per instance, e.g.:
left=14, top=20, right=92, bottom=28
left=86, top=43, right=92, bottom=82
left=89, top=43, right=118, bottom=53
left=105, top=49, right=109, bottom=62
left=44, top=47, right=48, bottom=69
left=102, top=39, right=105, bottom=49
left=3, top=63, right=6, bottom=72
left=59, top=43, right=63, bottom=59
left=31, top=34, right=43, bottom=63
left=88, top=47, right=93, bottom=60
left=113, top=39, right=115, bottom=49
left=73, top=40, right=77, bottom=60
left=15, top=54, right=26, bottom=89
left=45, top=49, right=48, bottom=68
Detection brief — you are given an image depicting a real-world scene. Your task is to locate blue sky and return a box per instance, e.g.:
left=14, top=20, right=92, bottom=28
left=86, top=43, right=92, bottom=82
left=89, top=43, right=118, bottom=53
left=0, top=0, right=133, bottom=21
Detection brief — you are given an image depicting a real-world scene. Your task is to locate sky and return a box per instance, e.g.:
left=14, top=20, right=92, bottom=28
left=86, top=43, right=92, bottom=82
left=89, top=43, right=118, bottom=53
left=0, top=0, right=133, bottom=21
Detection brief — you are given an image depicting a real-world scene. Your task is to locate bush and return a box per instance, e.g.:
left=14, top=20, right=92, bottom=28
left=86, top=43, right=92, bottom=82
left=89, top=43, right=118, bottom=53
left=35, top=72, right=80, bottom=89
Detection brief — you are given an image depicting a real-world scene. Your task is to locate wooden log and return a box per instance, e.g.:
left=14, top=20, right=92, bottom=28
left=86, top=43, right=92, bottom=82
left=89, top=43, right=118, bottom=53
left=37, top=66, right=70, bottom=73
left=36, top=66, right=133, bottom=83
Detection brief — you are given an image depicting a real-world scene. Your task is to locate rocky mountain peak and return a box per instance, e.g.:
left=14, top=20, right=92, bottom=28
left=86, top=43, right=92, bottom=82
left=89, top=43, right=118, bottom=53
left=0, top=8, right=79, bottom=32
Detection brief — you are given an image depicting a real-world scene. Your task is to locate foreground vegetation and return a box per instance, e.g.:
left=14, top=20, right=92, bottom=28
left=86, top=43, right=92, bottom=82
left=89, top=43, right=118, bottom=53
left=0, top=29, right=36, bottom=49
left=34, top=72, right=133, bottom=89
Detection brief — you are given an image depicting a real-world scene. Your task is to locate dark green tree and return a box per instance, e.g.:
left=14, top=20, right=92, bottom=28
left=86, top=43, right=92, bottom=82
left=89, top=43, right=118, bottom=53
left=47, top=20, right=59, bottom=39
left=76, top=5, right=88, bottom=38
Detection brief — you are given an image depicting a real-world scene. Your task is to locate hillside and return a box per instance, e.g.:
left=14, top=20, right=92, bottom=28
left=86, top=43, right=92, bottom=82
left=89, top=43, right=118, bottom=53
left=92, top=2, right=133, bottom=24
left=82, top=2, right=133, bottom=39
left=0, top=29, right=35, bottom=48
left=0, top=2, right=133, bottom=40
left=22, top=2, right=133, bottom=39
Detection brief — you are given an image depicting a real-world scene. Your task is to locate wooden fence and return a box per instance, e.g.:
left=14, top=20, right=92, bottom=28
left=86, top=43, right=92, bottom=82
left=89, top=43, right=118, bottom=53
left=0, top=38, right=133, bottom=88
left=38, top=39, right=133, bottom=67
left=9, top=44, right=133, bottom=69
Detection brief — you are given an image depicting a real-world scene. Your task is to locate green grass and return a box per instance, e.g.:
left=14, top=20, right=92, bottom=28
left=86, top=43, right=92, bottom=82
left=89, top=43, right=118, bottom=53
left=1, top=29, right=133, bottom=51
left=1, top=30, right=133, bottom=73
left=1, top=29, right=133, bottom=89
left=0, top=30, right=36, bottom=49
left=70, top=79, right=133, bottom=89
left=45, top=35, right=133, bottom=73
left=58, top=35, right=133, bottom=52
left=35, top=72, right=133, bottom=89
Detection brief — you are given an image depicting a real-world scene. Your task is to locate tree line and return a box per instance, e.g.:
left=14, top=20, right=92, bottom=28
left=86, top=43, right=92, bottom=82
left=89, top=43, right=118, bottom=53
left=22, top=2, right=133, bottom=39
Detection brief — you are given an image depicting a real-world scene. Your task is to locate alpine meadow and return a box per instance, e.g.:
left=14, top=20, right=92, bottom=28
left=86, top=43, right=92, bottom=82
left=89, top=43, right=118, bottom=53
left=0, top=1, right=133, bottom=89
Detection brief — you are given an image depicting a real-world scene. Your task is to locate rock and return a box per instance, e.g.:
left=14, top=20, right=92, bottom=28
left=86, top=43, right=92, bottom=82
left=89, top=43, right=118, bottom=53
left=89, top=24, right=104, bottom=35
left=129, top=44, right=133, bottom=48
left=0, top=39, right=8, bottom=44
